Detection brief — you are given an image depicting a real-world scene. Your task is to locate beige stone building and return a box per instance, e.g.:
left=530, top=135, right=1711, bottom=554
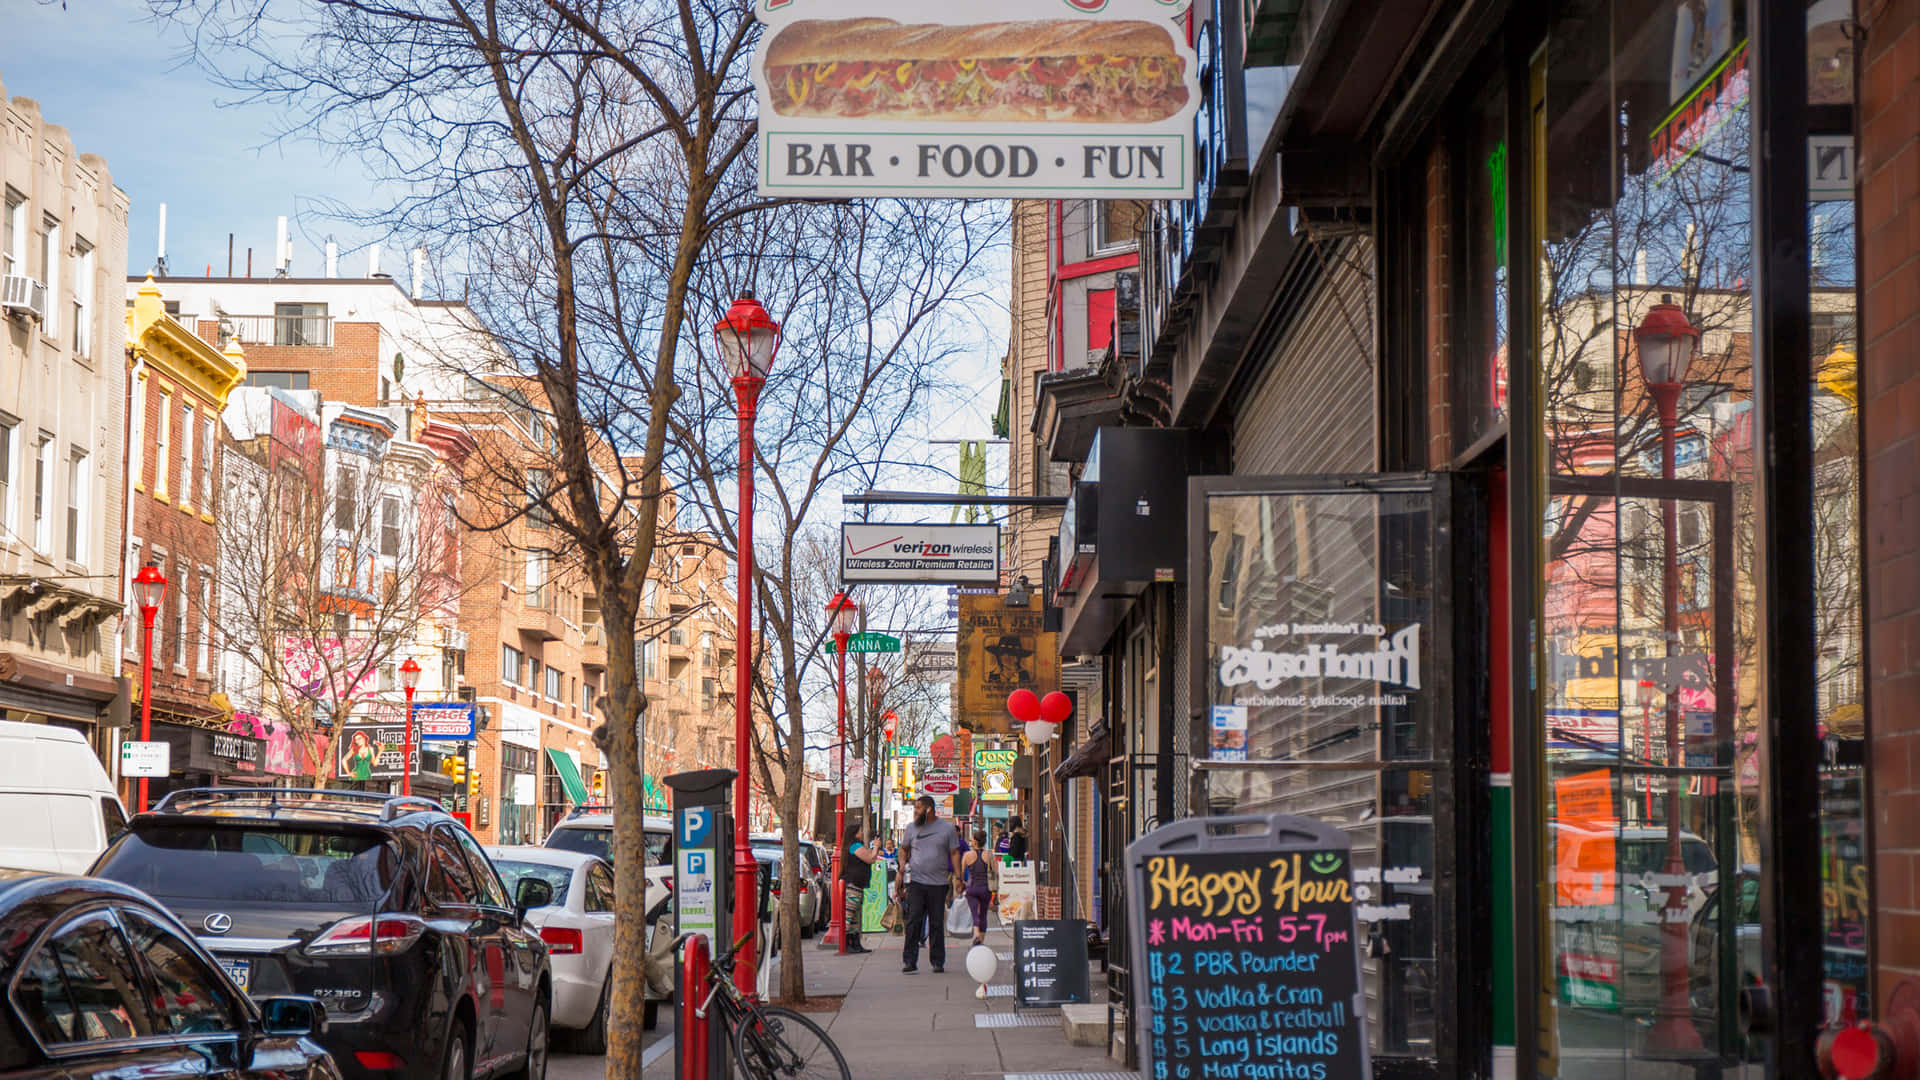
left=0, top=73, right=131, bottom=765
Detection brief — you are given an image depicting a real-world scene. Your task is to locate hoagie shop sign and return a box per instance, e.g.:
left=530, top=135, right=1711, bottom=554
left=754, top=0, right=1199, bottom=198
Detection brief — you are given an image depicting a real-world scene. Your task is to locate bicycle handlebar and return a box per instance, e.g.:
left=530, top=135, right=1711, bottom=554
left=669, top=929, right=756, bottom=976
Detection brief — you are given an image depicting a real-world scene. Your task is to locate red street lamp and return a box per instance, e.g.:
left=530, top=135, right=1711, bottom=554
left=824, top=591, right=859, bottom=952
left=715, top=290, right=781, bottom=995
left=132, top=562, right=167, bottom=813
left=1634, top=294, right=1702, bottom=1052
left=399, top=657, right=422, bottom=797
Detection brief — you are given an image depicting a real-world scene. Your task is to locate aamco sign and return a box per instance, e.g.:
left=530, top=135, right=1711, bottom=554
left=752, top=0, right=1200, bottom=199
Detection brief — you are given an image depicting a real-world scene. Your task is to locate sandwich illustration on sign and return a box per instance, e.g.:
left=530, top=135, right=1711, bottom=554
left=764, top=18, right=1190, bottom=123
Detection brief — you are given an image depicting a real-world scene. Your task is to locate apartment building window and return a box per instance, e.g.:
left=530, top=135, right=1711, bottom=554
left=502, top=644, right=523, bottom=686
left=1092, top=199, right=1145, bottom=254
left=335, top=465, right=357, bottom=530
left=580, top=678, right=594, bottom=714
left=173, top=564, right=189, bottom=670
left=529, top=658, right=542, bottom=693
left=527, top=469, right=551, bottom=527
left=32, top=435, right=52, bottom=552
left=334, top=545, right=357, bottom=591
left=197, top=570, right=211, bottom=674
left=129, top=377, right=145, bottom=490
left=701, top=677, right=715, bottom=713
left=0, top=417, right=13, bottom=538
left=380, top=496, right=402, bottom=556
left=545, top=665, right=562, bottom=700
left=273, top=302, right=327, bottom=346
left=38, top=215, right=57, bottom=338
left=156, top=390, right=172, bottom=498
left=150, top=548, right=167, bottom=660
left=526, top=550, right=548, bottom=609
left=244, top=371, right=310, bottom=390
left=64, top=448, right=86, bottom=564
left=700, top=632, right=713, bottom=667
left=71, top=240, right=93, bottom=357
left=1, top=189, right=23, bottom=276
left=179, top=403, right=194, bottom=508
left=199, top=416, right=214, bottom=509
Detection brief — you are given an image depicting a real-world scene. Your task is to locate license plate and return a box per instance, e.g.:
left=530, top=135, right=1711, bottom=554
left=217, top=958, right=251, bottom=994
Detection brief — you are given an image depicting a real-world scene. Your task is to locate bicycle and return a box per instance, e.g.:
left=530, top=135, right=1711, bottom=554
left=673, top=930, right=852, bottom=1080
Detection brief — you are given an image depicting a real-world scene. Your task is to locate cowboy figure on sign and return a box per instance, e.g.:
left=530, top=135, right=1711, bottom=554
left=984, top=634, right=1033, bottom=687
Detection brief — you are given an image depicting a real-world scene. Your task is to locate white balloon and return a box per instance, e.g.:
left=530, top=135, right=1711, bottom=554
left=966, top=943, right=998, bottom=986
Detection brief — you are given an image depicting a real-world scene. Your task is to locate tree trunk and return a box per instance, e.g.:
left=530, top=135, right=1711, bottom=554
left=600, top=594, right=650, bottom=1080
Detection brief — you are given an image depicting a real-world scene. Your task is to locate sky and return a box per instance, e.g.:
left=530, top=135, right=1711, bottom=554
left=4, top=0, right=399, bottom=279
left=1, top=0, right=1008, bottom=450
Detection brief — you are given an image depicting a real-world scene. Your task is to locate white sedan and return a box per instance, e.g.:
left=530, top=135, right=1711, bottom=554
left=487, top=845, right=619, bottom=1052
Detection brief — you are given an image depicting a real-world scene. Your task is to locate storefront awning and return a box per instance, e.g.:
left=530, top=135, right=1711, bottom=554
left=1053, top=722, right=1111, bottom=781
left=545, top=748, right=589, bottom=805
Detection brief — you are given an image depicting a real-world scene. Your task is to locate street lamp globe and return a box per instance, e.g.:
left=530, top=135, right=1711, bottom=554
left=133, top=562, right=167, bottom=615
left=1633, top=294, right=1701, bottom=389
left=714, top=291, right=782, bottom=380
left=399, top=657, right=422, bottom=692
left=826, top=591, right=859, bottom=637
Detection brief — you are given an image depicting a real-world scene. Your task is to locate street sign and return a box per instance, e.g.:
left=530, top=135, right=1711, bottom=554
left=827, top=631, right=902, bottom=654
left=120, top=740, right=170, bottom=778
left=894, top=745, right=921, bottom=757
left=415, top=703, right=477, bottom=740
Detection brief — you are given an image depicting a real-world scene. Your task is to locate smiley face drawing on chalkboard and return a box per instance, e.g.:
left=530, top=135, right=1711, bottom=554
left=1309, top=851, right=1343, bottom=875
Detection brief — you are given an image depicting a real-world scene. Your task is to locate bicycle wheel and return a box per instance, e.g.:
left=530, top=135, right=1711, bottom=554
left=731, top=1005, right=851, bottom=1080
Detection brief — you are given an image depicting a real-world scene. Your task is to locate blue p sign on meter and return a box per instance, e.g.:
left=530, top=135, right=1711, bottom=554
left=676, top=804, right=720, bottom=943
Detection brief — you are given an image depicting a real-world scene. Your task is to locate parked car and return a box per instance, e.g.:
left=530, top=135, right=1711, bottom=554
left=540, top=807, right=674, bottom=1025
left=545, top=807, right=673, bottom=917
left=487, top=846, right=631, bottom=1049
left=0, top=868, right=340, bottom=1080
left=92, top=788, right=553, bottom=1080
left=749, top=849, right=817, bottom=937
left=0, top=720, right=129, bottom=873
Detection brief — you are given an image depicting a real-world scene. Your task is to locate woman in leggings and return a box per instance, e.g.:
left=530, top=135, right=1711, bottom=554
left=959, top=828, right=998, bottom=945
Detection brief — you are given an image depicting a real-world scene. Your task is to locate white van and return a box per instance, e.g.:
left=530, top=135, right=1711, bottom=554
left=0, top=720, right=128, bottom=873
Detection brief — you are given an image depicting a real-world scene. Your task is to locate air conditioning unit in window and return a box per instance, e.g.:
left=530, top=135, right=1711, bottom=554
left=2, top=275, right=47, bottom=322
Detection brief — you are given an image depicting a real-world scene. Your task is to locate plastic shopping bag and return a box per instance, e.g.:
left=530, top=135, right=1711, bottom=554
left=946, top=895, right=972, bottom=936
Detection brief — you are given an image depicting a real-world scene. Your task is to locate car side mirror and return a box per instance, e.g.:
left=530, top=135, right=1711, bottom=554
left=257, top=995, right=328, bottom=1039
left=515, top=877, right=554, bottom=919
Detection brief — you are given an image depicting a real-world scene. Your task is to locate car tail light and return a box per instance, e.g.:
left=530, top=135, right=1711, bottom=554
left=663, top=876, right=673, bottom=891
left=306, top=914, right=427, bottom=956
left=798, top=881, right=809, bottom=893
left=355, top=1051, right=405, bottom=1070
left=540, top=927, right=583, bottom=955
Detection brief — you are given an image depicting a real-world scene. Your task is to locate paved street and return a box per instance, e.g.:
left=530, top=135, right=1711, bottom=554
left=612, top=926, right=1134, bottom=1079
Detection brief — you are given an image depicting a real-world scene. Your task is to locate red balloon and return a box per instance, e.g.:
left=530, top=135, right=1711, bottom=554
left=1040, top=691, right=1073, bottom=724
left=1006, top=689, right=1042, bottom=723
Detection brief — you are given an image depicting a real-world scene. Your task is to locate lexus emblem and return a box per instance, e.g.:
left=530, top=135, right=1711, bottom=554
left=203, top=913, right=233, bottom=935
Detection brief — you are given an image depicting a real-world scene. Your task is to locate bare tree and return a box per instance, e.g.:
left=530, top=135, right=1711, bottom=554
left=667, top=197, right=1003, bottom=1002
left=208, top=392, right=461, bottom=786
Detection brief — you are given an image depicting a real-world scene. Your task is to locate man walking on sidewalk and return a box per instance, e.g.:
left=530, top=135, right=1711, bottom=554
left=898, top=795, right=962, bottom=974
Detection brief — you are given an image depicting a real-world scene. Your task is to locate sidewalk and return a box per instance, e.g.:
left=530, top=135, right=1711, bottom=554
left=642, top=925, right=1138, bottom=1079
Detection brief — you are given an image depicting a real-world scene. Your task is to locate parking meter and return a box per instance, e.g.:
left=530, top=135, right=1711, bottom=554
left=666, top=768, right=735, bottom=1078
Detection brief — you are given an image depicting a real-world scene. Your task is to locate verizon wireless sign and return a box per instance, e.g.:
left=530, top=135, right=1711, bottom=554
left=752, top=0, right=1199, bottom=198
left=842, top=523, right=999, bottom=585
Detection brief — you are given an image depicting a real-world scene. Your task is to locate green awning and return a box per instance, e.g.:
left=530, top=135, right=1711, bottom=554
left=545, top=748, right=589, bottom=805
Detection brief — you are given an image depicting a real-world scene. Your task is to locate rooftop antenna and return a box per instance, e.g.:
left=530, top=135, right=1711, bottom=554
left=368, top=242, right=383, bottom=278
left=154, top=203, right=169, bottom=277
left=274, top=216, right=291, bottom=277
left=324, top=239, right=338, bottom=278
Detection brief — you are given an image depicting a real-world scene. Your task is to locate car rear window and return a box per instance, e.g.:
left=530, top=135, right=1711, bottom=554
left=96, top=826, right=394, bottom=903
left=546, top=826, right=610, bottom=861
left=494, top=861, right=571, bottom=906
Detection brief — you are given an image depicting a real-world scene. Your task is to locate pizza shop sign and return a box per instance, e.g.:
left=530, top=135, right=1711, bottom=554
left=752, top=0, right=1200, bottom=199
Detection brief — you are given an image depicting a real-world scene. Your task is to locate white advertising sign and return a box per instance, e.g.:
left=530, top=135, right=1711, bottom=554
left=752, top=0, right=1201, bottom=199
left=120, top=740, right=170, bottom=778
left=512, top=773, right=536, bottom=806
left=842, top=522, right=1000, bottom=585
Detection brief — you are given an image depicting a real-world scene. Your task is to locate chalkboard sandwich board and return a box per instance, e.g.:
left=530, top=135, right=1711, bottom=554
left=1126, top=813, right=1368, bottom=1080
left=1014, top=918, right=1091, bottom=1007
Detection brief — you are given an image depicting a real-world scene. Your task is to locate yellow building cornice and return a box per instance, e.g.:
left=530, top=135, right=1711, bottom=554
left=128, top=277, right=247, bottom=406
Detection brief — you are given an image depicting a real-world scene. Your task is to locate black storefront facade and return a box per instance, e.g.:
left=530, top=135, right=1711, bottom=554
left=1030, top=0, right=1872, bottom=1077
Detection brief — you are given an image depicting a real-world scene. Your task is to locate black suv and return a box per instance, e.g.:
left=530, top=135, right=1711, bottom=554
left=92, top=789, right=553, bottom=1080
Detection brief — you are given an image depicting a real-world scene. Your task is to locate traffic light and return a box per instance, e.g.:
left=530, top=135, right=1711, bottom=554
left=590, top=771, right=605, bottom=800
left=467, top=770, right=480, bottom=799
left=446, top=756, right=467, bottom=784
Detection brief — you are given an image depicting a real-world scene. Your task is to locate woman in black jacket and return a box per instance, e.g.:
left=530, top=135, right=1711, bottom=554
left=841, top=819, right=882, bottom=953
